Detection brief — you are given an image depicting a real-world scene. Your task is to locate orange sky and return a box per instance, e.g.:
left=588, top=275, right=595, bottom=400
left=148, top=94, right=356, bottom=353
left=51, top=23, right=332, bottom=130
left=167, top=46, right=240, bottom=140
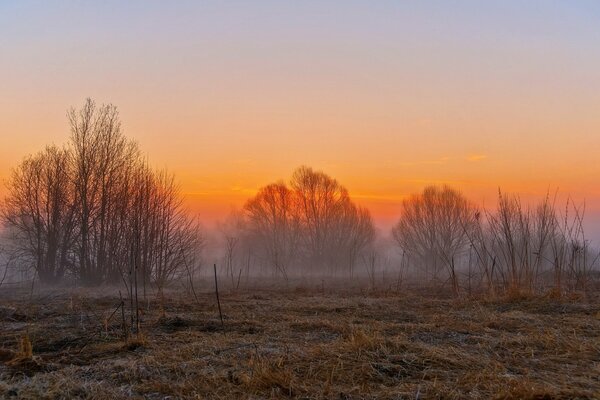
left=1, top=2, right=600, bottom=239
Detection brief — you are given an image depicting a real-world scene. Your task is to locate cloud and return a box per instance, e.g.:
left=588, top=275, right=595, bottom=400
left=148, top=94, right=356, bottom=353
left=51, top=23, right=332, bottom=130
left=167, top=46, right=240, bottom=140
left=400, top=156, right=450, bottom=167
left=467, top=154, right=487, bottom=162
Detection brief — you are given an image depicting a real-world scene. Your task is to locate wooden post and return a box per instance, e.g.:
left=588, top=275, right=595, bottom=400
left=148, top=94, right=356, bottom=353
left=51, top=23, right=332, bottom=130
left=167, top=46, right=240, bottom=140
left=213, top=263, right=224, bottom=327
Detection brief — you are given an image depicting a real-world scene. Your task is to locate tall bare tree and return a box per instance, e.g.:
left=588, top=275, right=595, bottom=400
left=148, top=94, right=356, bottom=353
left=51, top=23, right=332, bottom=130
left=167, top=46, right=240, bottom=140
left=243, top=167, right=375, bottom=278
left=2, top=146, right=77, bottom=283
left=392, top=185, right=477, bottom=294
left=3, top=99, right=203, bottom=291
left=69, top=98, right=140, bottom=284
left=244, top=182, right=301, bottom=281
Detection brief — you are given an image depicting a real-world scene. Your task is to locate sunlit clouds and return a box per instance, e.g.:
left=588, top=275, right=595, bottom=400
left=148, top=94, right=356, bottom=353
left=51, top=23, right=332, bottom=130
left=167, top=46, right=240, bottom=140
left=467, top=154, right=487, bottom=162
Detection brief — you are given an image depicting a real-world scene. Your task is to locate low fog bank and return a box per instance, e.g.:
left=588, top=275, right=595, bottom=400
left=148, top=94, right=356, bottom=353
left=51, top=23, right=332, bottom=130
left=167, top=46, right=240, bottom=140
left=1, top=100, right=599, bottom=299
left=2, top=223, right=598, bottom=300
left=2, top=179, right=600, bottom=298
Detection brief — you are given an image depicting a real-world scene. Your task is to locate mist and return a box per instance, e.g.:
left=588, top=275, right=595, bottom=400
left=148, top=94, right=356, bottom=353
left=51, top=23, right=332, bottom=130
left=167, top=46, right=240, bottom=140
left=1, top=100, right=599, bottom=399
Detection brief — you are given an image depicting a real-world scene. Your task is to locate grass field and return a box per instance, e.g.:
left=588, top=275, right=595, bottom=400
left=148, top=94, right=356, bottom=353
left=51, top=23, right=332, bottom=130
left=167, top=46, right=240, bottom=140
left=1, top=285, right=599, bottom=399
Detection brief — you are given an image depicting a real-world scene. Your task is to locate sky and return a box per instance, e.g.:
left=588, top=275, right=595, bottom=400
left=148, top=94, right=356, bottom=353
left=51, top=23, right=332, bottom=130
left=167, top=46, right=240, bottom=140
left=1, top=1, right=600, bottom=240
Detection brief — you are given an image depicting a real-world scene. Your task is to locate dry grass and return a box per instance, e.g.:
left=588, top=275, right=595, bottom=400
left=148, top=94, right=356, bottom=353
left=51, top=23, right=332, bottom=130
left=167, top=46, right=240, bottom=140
left=0, top=286, right=598, bottom=399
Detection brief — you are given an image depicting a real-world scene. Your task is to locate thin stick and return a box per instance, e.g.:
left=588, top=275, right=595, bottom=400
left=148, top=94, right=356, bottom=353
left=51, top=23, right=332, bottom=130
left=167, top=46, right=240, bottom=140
left=236, top=267, right=242, bottom=290
left=184, top=258, right=201, bottom=306
left=134, top=241, right=140, bottom=334
left=129, top=242, right=134, bottom=332
left=119, top=291, right=128, bottom=340
left=213, top=263, right=224, bottom=327
left=106, top=300, right=124, bottom=326
left=29, top=274, right=36, bottom=301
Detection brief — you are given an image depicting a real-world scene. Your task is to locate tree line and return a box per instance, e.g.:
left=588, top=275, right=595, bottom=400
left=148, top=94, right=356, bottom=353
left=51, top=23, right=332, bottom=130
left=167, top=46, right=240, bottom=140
left=1, top=99, right=200, bottom=290
left=392, top=186, right=599, bottom=296
left=228, top=166, right=376, bottom=281
left=1, top=99, right=598, bottom=296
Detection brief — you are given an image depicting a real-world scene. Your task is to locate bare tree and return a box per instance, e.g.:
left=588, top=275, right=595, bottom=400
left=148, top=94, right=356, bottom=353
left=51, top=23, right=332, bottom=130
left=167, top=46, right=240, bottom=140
left=216, top=210, right=248, bottom=287
left=241, top=167, right=375, bottom=279
left=482, top=190, right=561, bottom=294
left=3, top=99, right=203, bottom=294
left=345, top=206, right=375, bottom=278
left=244, top=182, right=300, bottom=281
left=392, top=185, right=477, bottom=295
left=463, top=190, right=600, bottom=296
left=69, top=98, right=140, bottom=284
left=291, top=166, right=375, bottom=275
left=2, top=146, right=77, bottom=284
left=150, top=170, right=202, bottom=299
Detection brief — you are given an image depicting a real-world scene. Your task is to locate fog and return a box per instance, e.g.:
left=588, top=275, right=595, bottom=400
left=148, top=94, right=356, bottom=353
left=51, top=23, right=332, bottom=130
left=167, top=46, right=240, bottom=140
left=1, top=100, right=599, bottom=298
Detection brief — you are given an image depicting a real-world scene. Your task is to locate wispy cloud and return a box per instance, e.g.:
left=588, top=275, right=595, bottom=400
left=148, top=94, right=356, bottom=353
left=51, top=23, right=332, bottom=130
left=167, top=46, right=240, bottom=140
left=467, top=154, right=487, bottom=162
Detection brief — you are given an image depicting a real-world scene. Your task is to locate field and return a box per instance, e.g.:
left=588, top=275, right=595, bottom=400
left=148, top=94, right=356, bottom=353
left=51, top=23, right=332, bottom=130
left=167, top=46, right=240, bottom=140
left=0, top=284, right=599, bottom=399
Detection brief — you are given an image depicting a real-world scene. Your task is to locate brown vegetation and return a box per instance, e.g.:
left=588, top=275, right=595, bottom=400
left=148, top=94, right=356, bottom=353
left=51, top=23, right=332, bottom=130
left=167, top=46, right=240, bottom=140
left=1, top=99, right=600, bottom=399
left=0, top=285, right=598, bottom=399
left=393, top=187, right=599, bottom=298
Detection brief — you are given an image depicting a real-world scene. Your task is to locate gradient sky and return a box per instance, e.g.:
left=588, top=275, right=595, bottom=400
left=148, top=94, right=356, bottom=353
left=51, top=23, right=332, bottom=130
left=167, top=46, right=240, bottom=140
left=1, top=1, right=600, bottom=240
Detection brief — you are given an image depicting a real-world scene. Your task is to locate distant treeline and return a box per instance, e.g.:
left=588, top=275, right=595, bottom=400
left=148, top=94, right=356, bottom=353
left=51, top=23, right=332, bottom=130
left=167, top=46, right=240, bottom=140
left=220, top=166, right=376, bottom=283
left=391, top=186, right=598, bottom=295
left=1, top=100, right=598, bottom=296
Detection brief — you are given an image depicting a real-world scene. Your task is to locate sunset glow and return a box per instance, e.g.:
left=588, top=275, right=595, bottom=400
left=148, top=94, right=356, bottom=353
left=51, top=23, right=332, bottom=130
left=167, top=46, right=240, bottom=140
left=2, top=4, right=600, bottom=396
left=1, top=1, right=600, bottom=239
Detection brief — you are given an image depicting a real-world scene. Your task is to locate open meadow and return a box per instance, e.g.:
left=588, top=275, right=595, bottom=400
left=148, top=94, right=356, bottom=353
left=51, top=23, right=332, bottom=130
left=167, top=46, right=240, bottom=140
left=4, top=2, right=600, bottom=399
left=1, top=284, right=599, bottom=399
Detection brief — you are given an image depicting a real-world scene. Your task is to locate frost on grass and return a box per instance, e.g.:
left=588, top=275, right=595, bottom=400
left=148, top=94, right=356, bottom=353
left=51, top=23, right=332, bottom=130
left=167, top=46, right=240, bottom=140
left=0, top=288, right=599, bottom=399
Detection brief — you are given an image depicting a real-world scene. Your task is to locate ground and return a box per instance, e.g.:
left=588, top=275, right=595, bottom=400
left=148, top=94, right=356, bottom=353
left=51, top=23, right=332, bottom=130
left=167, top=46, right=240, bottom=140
left=0, top=285, right=599, bottom=399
